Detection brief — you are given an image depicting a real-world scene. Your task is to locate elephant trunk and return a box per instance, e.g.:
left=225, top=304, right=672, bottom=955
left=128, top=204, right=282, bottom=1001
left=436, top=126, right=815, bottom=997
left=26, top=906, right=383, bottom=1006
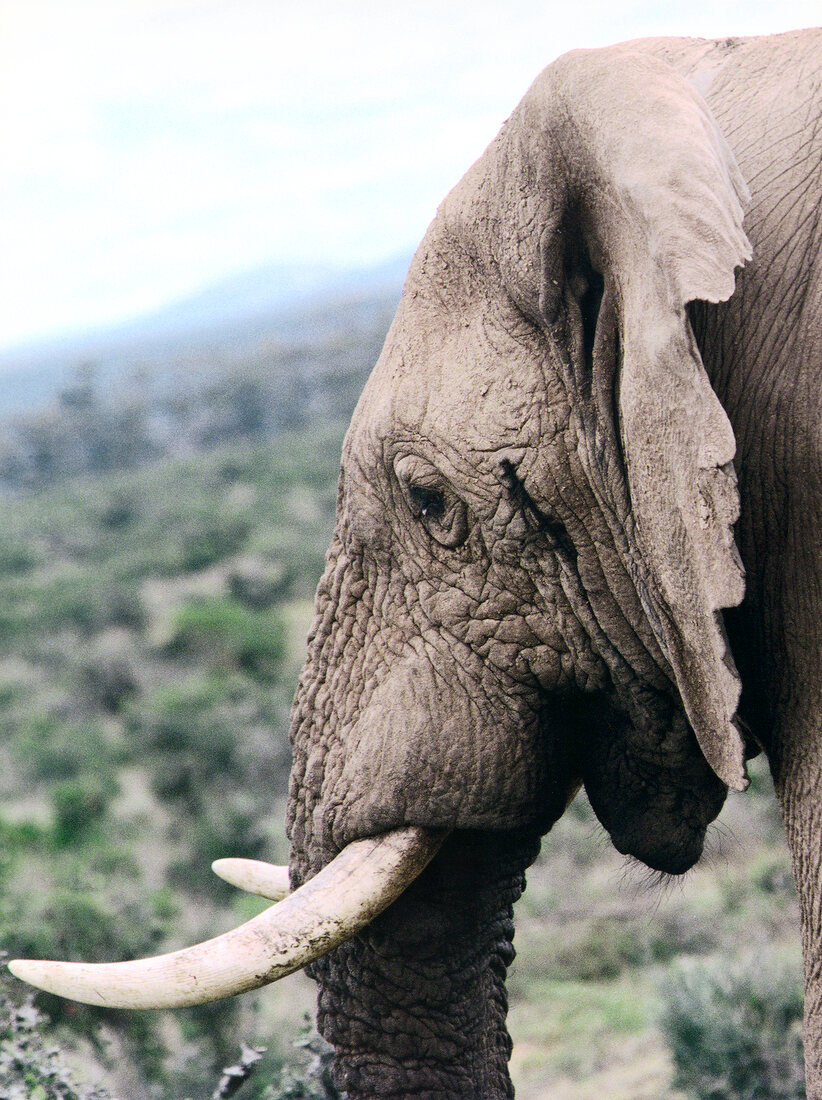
left=284, top=537, right=546, bottom=1094
left=311, top=830, right=540, bottom=1099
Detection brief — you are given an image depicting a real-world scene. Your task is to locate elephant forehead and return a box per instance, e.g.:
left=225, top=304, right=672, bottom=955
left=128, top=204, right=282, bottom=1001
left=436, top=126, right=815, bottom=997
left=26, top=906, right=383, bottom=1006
left=353, top=301, right=569, bottom=460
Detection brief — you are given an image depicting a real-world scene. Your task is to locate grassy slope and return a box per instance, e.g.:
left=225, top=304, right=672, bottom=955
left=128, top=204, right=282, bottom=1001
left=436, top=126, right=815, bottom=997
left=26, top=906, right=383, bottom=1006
left=0, top=430, right=345, bottom=1095
left=509, top=759, right=800, bottom=1098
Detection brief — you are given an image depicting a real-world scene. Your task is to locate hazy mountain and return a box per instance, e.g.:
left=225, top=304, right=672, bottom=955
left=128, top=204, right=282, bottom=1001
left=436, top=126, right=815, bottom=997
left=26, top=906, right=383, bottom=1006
left=0, top=254, right=410, bottom=415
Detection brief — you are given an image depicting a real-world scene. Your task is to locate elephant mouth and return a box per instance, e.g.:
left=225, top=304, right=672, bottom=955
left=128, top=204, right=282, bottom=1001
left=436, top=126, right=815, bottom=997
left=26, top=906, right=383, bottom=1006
left=8, top=827, right=446, bottom=1009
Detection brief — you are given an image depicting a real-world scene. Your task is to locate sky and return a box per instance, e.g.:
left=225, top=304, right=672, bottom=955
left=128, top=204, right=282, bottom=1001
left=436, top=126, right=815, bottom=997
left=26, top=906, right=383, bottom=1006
left=0, top=0, right=819, bottom=351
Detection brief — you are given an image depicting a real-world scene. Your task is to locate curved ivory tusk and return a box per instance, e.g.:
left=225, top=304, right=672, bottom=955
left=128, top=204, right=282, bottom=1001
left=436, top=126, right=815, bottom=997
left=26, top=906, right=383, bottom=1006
left=212, top=858, right=290, bottom=901
left=8, top=826, right=444, bottom=1010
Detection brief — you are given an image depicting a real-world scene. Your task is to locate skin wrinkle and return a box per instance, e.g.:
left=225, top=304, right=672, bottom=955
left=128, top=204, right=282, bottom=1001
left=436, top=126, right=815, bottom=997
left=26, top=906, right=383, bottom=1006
left=742, top=119, right=819, bottom=190
left=748, top=147, right=822, bottom=226
left=754, top=196, right=820, bottom=296
left=696, top=107, right=822, bottom=731
left=533, top=299, right=675, bottom=680
left=545, top=314, right=677, bottom=686
left=541, top=446, right=669, bottom=683
left=534, top=424, right=660, bottom=682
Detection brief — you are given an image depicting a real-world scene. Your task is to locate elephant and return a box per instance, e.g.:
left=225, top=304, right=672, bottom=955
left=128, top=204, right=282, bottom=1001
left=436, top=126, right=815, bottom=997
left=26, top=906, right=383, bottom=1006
left=10, top=25, right=822, bottom=1100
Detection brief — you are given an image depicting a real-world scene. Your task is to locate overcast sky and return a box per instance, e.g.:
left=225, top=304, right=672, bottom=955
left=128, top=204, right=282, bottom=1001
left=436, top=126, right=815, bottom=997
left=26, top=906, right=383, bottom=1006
left=0, top=0, right=818, bottom=350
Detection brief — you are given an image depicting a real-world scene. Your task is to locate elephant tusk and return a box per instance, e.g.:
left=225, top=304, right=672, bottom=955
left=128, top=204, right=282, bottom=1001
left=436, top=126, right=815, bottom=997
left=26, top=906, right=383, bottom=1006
left=8, top=826, right=445, bottom=1010
left=212, top=858, right=290, bottom=900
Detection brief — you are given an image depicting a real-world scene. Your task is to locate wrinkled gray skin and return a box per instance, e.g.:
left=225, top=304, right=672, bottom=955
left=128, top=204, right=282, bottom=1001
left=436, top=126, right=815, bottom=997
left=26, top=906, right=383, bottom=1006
left=287, top=29, right=822, bottom=1098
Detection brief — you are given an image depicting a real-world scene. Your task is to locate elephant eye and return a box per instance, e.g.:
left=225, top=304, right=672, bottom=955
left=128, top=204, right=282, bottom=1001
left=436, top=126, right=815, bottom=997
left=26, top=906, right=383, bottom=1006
left=407, top=484, right=445, bottom=521
left=395, top=457, right=470, bottom=550
left=418, top=491, right=468, bottom=548
left=406, top=482, right=468, bottom=547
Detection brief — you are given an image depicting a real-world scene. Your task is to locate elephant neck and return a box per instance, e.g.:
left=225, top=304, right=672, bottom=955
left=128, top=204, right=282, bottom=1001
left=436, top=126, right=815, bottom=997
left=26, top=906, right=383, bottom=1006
left=311, top=830, right=540, bottom=1099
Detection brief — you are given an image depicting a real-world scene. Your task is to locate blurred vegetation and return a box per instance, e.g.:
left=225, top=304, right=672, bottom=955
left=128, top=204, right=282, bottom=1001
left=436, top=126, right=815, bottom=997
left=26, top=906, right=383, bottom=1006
left=0, top=319, right=805, bottom=1097
left=0, top=973, right=113, bottom=1099
left=661, top=951, right=804, bottom=1099
left=0, top=372, right=345, bottom=1093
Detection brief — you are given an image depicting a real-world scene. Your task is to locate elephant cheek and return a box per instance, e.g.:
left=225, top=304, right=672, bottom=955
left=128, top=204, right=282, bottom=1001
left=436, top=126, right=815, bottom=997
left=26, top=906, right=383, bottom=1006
left=329, top=706, right=492, bottom=847
left=324, top=670, right=580, bottom=848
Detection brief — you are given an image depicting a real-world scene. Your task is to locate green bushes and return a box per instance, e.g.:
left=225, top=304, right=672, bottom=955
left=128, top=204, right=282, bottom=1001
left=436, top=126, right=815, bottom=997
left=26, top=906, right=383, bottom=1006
left=661, top=951, right=805, bottom=1099
left=0, top=365, right=358, bottom=1095
left=0, top=535, right=39, bottom=576
left=51, top=777, right=117, bottom=847
left=177, top=516, right=251, bottom=572
left=548, top=917, right=647, bottom=981
left=11, top=717, right=119, bottom=785
left=0, top=570, right=142, bottom=649
left=169, top=595, right=286, bottom=679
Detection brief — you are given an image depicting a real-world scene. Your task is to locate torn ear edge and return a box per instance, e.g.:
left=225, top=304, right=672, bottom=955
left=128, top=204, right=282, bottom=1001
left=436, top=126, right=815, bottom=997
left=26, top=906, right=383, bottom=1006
left=617, top=282, right=749, bottom=791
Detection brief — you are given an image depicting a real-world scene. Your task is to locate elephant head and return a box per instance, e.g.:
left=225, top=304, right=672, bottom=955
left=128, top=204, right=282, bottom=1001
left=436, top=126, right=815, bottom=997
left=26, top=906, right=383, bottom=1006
left=11, top=43, right=753, bottom=1099
left=287, top=43, right=751, bottom=866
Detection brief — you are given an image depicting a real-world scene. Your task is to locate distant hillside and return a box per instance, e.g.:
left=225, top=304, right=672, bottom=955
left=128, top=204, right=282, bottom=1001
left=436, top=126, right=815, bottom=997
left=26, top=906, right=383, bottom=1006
left=0, top=254, right=410, bottom=416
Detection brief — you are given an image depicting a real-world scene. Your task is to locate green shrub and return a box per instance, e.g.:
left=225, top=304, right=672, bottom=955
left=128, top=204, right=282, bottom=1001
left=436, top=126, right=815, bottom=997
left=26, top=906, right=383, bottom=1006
left=6, top=571, right=142, bottom=638
left=126, top=672, right=292, bottom=810
left=0, top=537, right=39, bottom=576
left=76, top=651, right=137, bottom=714
left=169, top=792, right=268, bottom=894
left=178, top=516, right=250, bottom=571
left=12, top=717, right=119, bottom=785
left=661, top=951, right=805, bottom=1099
left=648, top=908, right=721, bottom=963
left=96, top=489, right=141, bottom=530
left=51, top=777, right=117, bottom=846
left=129, top=676, right=238, bottom=775
left=169, top=596, right=286, bottom=679
left=550, top=918, right=646, bottom=981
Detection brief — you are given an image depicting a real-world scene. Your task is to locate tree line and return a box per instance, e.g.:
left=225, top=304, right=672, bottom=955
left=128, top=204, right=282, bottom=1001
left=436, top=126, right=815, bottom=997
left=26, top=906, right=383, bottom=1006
left=0, top=295, right=394, bottom=492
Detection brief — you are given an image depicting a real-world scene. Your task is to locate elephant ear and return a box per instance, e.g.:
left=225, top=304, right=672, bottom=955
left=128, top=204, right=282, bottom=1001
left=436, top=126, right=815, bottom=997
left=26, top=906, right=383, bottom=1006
left=502, top=48, right=752, bottom=790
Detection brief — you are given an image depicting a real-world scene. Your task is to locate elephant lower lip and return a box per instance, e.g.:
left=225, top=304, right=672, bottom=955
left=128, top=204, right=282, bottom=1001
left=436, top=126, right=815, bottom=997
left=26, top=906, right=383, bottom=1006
left=634, top=846, right=703, bottom=876
left=612, top=829, right=707, bottom=876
